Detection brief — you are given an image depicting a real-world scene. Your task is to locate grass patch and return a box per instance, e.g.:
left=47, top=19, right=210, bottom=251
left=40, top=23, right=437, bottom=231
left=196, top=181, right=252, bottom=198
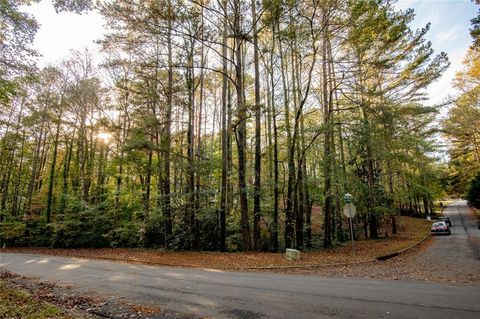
left=0, top=280, right=73, bottom=319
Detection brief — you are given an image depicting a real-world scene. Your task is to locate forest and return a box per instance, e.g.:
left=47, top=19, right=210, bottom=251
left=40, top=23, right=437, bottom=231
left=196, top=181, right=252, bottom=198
left=0, top=0, right=479, bottom=252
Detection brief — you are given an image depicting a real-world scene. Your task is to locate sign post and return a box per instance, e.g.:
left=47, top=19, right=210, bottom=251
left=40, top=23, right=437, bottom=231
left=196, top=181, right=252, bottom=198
left=343, top=193, right=356, bottom=257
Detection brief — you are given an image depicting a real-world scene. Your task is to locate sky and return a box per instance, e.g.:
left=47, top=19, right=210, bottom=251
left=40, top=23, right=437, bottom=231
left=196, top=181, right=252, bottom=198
left=21, top=0, right=105, bottom=65
left=395, top=0, right=478, bottom=106
left=21, top=0, right=479, bottom=106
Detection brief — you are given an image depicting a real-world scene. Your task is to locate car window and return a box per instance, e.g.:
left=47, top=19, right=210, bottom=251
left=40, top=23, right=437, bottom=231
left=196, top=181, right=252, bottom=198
left=433, top=222, right=445, bottom=227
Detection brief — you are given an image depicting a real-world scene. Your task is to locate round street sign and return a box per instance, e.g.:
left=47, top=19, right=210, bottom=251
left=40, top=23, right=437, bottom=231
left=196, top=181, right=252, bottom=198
left=343, top=203, right=357, bottom=218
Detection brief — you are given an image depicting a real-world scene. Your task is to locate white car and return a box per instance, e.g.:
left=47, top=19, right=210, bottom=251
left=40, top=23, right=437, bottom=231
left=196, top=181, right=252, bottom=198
left=431, top=221, right=451, bottom=235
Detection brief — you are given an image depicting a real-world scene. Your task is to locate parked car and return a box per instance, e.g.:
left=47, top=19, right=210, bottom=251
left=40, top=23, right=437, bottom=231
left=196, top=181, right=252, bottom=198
left=431, top=221, right=451, bottom=235
left=438, top=216, right=452, bottom=227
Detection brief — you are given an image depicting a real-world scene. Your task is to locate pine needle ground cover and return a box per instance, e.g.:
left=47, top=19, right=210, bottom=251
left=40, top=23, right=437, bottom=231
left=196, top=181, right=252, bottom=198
left=3, top=216, right=431, bottom=270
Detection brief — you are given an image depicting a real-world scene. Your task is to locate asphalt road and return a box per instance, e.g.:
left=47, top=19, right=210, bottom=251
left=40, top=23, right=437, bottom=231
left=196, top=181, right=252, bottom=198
left=1, top=202, right=479, bottom=319
left=416, top=200, right=480, bottom=277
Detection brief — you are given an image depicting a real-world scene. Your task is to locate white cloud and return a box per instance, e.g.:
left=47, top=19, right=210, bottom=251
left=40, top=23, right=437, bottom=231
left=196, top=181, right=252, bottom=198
left=435, top=26, right=462, bottom=43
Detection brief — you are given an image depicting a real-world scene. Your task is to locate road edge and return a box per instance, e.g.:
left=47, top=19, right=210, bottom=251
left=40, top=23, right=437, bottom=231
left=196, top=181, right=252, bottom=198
left=375, top=234, right=431, bottom=261
left=1, top=232, right=433, bottom=272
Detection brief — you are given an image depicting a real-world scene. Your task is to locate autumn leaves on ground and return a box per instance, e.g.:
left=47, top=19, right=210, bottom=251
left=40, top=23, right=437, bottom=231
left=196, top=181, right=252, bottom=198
left=0, top=280, right=71, bottom=319
left=4, top=216, right=430, bottom=271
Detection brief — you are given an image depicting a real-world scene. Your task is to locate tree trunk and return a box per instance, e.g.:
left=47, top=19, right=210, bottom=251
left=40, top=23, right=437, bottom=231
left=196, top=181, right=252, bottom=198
left=59, top=131, right=74, bottom=215
left=24, top=113, right=47, bottom=217
left=252, top=0, right=262, bottom=251
left=163, top=0, right=174, bottom=245
left=278, top=29, right=294, bottom=249
left=46, top=110, right=62, bottom=223
left=11, top=130, right=26, bottom=217
left=234, top=0, right=251, bottom=251
left=270, top=24, right=279, bottom=252
left=143, top=148, right=152, bottom=224
left=219, top=0, right=229, bottom=252
left=322, top=20, right=334, bottom=248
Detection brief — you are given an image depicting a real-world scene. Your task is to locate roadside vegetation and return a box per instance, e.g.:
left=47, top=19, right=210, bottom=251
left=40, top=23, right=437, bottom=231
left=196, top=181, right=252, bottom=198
left=0, top=280, right=73, bottom=319
left=3, top=216, right=431, bottom=269
left=467, top=173, right=480, bottom=210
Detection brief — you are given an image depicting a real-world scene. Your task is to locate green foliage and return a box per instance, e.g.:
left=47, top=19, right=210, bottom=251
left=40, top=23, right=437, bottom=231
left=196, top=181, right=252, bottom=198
left=470, top=0, right=480, bottom=48
left=0, top=222, right=26, bottom=246
left=371, top=206, right=393, bottom=215
left=262, top=0, right=285, bottom=25
left=0, top=78, right=18, bottom=105
left=0, top=0, right=39, bottom=105
left=143, top=209, right=166, bottom=248
left=52, top=197, right=112, bottom=248
left=467, top=173, right=480, bottom=209
left=225, top=212, right=243, bottom=252
left=105, top=223, right=141, bottom=248
left=444, top=48, right=480, bottom=195
left=52, top=0, right=93, bottom=14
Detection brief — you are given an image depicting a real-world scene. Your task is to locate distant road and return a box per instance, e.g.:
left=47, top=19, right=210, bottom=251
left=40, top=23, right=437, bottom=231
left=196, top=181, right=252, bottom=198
left=422, top=200, right=480, bottom=268
left=1, top=201, right=479, bottom=319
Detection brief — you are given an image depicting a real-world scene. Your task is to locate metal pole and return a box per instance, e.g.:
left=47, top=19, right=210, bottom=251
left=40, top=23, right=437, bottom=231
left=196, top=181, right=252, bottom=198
left=348, top=205, right=355, bottom=257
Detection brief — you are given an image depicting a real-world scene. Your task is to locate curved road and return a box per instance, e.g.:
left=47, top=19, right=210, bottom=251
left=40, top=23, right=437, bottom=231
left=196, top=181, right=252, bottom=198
left=1, top=201, right=479, bottom=319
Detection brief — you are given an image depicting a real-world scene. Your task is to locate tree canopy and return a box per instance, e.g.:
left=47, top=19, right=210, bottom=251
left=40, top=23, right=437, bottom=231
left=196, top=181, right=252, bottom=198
left=443, top=0, right=480, bottom=197
left=0, top=0, right=451, bottom=251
